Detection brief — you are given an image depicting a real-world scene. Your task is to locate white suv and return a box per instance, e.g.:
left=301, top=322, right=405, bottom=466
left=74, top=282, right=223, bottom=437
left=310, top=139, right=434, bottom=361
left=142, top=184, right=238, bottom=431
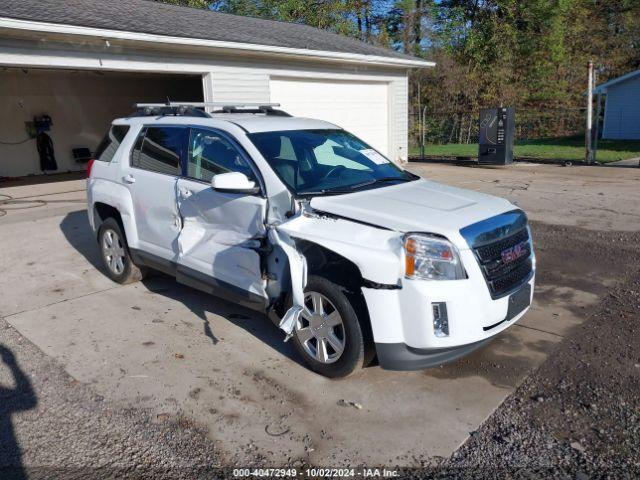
left=87, top=103, right=535, bottom=378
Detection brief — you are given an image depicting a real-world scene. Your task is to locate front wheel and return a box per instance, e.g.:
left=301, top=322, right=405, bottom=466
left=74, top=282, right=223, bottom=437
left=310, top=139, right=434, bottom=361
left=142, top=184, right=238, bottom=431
left=292, top=275, right=366, bottom=378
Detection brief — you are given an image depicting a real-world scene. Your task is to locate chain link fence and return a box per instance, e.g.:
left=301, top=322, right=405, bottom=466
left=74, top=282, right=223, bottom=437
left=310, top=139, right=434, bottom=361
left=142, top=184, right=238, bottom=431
left=409, top=107, right=588, bottom=159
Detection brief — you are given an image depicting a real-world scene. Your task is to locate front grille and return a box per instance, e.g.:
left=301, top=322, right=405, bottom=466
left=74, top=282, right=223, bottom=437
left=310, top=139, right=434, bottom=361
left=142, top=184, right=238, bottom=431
left=473, top=227, right=533, bottom=299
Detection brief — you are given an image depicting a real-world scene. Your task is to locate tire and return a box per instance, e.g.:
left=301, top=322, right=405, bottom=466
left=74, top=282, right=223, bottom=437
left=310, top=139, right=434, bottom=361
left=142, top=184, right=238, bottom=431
left=97, top=217, right=146, bottom=284
left=291, top=275, right=366, bottom=378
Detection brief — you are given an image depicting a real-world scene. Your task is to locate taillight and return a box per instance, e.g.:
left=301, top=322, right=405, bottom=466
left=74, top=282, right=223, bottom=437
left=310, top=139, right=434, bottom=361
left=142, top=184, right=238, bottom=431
left=87, top=159, right=95, bottom=178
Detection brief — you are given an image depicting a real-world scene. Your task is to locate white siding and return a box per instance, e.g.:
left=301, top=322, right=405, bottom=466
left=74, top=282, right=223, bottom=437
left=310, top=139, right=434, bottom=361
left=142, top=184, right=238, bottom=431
left=0, top=33, right=412, bottom=173
left=602, top=75, right=640, bottom=140
left=390, top=75, right=409, bottom=161
left=207, top=70, right=269, bottom=103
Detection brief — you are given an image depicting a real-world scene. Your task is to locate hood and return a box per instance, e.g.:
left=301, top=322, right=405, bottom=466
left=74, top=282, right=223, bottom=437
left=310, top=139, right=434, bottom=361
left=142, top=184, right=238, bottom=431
left=309, top=179, right=516, bottom=249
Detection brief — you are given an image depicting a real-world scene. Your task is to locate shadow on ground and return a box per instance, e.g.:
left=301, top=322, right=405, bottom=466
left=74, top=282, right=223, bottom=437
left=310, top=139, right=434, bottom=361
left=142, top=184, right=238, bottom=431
left=59, top=211, right=301, bottom=365
left=0, top=345, right=37, bottom=480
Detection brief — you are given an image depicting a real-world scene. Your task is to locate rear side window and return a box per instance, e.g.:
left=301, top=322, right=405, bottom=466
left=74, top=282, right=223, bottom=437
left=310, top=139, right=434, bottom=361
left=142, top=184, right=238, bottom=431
left=94, top=125, right=130, bottom=162
left=131, top=126, right=187, bottom=175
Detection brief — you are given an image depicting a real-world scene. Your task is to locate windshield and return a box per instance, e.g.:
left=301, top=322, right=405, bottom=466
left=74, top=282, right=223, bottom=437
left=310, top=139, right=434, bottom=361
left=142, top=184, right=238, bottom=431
left=248, top=129, right=416, bottom=196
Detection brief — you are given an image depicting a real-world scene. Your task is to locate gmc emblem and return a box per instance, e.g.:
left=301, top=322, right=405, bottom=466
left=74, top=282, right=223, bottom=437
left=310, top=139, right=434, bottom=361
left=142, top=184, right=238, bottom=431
left=501, top=242, right=527, bottom=264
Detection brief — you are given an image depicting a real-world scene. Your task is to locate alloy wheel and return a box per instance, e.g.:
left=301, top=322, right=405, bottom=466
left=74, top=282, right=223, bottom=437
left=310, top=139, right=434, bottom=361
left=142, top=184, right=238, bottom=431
left=295, top=291, right=346, bottom=364
left=102, top=229, right=126, bottom=275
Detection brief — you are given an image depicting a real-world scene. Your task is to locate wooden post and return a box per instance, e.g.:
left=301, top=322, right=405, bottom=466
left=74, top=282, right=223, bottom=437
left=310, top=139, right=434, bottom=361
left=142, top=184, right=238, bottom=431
left=585, top=61, right=594, bottom=164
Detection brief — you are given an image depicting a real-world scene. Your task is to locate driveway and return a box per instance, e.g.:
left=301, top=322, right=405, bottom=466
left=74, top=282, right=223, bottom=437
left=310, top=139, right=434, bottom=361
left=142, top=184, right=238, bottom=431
left=1, top=162, right=638, bottom=467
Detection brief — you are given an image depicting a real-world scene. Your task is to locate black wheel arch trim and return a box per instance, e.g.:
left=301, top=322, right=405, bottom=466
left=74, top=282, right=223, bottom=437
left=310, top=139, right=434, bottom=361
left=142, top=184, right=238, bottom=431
left=362, top=279, right=402, bottom=290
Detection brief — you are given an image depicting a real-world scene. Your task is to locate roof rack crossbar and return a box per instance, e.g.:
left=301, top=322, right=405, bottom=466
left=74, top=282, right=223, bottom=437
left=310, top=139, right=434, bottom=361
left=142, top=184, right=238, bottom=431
left=134, top=102, right=281, bottom=109
left=130, top=104, right=211, bottom=118
left=131, top=102, right=290, bottom=117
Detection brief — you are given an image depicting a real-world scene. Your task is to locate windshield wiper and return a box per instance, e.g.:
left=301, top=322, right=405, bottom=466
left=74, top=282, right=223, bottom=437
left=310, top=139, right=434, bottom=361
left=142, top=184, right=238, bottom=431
left=297, top=177, right=414, bottom=197
left=296, top=186, right=355, bottom=197
left=348, top=176, right=413, bottom=191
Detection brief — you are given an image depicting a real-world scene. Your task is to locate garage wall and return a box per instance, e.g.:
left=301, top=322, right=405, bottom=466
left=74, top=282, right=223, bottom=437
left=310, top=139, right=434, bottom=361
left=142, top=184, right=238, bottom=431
left=205, top=67, right=407, bottom=160
left=0, top=35, right=412, bottom=165
left=602, top=76, right=640, bottom=140
left=390, top=76, right=408, bottom=161
left=204, top=70, right=269, bottom=103
left=0, top=69, right=202, bottom=177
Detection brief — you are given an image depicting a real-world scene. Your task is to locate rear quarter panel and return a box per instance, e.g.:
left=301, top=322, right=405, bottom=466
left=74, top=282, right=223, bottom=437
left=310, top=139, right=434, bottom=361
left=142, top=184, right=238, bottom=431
left=87, top=146, right=139, bottom=249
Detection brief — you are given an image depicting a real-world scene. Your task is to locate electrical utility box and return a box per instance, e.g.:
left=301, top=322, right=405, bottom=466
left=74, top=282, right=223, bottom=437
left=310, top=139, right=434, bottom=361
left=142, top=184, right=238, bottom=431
left=478, top=107, right=515, bottom=165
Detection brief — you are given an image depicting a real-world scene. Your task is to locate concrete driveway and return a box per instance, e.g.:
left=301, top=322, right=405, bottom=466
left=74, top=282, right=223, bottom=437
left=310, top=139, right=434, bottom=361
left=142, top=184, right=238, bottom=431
left=1, top=162, right=638, bottom=466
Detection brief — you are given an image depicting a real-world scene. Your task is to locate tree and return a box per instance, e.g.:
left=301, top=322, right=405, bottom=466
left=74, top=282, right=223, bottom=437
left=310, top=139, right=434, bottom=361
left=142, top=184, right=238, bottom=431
left=385, top=0, right=434, bottom=55
left=155, top=0, right=640, bottom=141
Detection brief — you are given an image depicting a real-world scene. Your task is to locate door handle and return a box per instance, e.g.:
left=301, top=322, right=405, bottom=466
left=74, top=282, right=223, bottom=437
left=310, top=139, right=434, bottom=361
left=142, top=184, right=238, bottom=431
left=180, top=188, right=193, bottom=198
left=122, top=174, right=136, bottom=184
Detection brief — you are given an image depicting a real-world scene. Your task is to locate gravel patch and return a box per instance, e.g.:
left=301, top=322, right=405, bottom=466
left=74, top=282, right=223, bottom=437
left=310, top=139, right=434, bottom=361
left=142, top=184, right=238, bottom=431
left=437, top=225, right=640, bottom=477
left=0, top=317, right=219, bottom=479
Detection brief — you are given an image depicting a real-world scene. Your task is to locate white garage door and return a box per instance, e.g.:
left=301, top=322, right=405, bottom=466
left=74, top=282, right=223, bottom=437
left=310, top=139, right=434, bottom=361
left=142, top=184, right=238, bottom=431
left=270, top=78, right=389, bottom=156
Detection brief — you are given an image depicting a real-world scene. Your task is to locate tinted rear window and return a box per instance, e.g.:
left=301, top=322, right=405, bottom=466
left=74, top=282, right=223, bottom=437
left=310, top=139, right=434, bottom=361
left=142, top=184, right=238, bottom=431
left=94, top=125, right=130, bottom=162
left=131, top=126, right=186, bottom=176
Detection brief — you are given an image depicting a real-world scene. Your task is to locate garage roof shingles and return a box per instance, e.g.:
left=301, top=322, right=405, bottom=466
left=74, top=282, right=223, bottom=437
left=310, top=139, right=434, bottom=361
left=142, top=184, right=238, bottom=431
left=0, top=0, right=417, bottom=61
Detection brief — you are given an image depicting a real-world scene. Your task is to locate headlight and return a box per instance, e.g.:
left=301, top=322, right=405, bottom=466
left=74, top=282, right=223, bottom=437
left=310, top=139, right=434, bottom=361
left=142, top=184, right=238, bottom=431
left=404, top=234, right=465, bottom=280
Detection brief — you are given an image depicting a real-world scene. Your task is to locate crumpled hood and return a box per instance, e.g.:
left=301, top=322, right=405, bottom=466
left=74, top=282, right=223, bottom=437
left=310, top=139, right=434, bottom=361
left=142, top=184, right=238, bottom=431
left=309, top=179, right=517, bottom=249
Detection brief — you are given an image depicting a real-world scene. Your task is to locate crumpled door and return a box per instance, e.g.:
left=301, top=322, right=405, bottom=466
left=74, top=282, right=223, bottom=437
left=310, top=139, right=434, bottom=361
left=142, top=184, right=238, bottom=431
left=175, top=177, right=268, bottom=299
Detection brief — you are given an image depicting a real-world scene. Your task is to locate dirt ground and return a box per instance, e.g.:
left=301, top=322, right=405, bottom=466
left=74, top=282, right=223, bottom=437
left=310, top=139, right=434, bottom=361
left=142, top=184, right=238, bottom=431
left=441, top=226, right=640, bottom=477
left=406, top=161, right=640, bottom=232
left=0, top=162, right=638, bottom=475
left=405, top=162, right=640, bottom=476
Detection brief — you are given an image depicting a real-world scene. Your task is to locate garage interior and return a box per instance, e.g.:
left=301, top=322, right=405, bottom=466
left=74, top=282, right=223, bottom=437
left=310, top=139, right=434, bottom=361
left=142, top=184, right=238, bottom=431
left=0, top=68, right=203, bottom=179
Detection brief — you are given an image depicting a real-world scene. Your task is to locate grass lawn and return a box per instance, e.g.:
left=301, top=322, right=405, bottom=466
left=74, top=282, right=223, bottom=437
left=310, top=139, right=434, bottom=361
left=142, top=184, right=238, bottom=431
left=410, top=136, right=640, bottom=163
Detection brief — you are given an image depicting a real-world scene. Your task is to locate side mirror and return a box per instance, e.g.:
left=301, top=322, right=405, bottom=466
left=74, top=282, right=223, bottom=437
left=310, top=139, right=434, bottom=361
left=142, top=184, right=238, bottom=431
left=211, top=172, right=260, bottom=194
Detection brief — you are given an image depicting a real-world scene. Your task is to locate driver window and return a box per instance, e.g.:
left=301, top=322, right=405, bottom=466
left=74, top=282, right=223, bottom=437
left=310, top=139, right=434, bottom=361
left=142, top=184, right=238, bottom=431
left=187, top=128, right=255, bottom=183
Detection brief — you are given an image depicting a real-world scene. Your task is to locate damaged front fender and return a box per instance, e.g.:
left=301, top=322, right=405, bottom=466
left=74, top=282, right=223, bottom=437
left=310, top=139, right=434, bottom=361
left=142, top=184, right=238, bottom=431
left=267, top=226, right=307, bottom=338
left=269, top=207, right=404, bottom=337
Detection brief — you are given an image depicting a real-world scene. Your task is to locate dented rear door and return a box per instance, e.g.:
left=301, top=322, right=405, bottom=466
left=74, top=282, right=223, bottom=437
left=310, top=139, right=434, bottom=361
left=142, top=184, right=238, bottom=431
left=175, top=127, right=268, bottom=300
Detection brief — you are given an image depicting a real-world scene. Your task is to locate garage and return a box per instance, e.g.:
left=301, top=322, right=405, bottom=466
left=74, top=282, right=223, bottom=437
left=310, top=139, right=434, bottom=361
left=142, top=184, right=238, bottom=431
left=0, top=0, right=432, bottom=181
left=270, top=78, right=389, bottom=154
left=0, top=68, right=202, bottom=178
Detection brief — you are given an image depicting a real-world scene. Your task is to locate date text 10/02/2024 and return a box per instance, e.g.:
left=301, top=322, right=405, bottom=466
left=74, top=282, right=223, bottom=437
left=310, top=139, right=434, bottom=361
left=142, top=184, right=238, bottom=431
left=232, top=468, right=400, bottom=478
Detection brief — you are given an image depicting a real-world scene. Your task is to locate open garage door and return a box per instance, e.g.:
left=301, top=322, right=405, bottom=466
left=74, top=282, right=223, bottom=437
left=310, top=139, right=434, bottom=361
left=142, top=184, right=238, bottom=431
left=0, top=69, right=203, bottom=179
left=270, top=77, right=389, bottom=156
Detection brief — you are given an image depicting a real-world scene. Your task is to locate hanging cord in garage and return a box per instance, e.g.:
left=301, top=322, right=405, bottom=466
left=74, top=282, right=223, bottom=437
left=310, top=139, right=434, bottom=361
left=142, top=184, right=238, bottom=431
left=0, top=195, right=46, bottom=218
left=36, top=131, right=58, bottom=171
left=0, top=137, right=33, bottom=145
left=0, top=190, right=86, bottom=218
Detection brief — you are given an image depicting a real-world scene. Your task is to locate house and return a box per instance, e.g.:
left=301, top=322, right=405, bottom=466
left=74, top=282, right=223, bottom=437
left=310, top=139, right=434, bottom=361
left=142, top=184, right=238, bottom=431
left=594, top=69, right=640, bottom=140
left=0, top=0, right=432, bottom=178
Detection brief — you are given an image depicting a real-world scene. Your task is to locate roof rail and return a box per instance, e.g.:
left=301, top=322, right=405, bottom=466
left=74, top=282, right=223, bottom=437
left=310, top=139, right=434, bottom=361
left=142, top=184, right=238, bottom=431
left=132, top=102, right=291, bottom=117
left=130, top=103, right=211, bottom=118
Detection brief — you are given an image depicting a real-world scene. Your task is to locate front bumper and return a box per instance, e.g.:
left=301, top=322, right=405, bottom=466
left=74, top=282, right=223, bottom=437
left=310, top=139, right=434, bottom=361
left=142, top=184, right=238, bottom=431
left=363, top=248, right=535, bottom=370
left=375, top=338, right=494, bottom=371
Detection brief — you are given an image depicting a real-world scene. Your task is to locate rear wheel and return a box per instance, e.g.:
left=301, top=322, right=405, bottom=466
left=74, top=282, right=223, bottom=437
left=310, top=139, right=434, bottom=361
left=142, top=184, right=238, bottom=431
left=292, top=275, right=365, bottom=378
left=98, top=217, right=146, bottom=284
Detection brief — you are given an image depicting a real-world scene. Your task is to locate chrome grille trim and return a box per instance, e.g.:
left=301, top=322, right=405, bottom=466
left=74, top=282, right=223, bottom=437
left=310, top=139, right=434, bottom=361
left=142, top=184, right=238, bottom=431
left=460, top=210, right=534, bottom=299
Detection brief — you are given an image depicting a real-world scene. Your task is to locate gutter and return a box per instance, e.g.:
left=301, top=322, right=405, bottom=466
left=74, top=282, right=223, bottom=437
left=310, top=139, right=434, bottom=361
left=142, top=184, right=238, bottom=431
left=0, top=17, right=436, bottom=69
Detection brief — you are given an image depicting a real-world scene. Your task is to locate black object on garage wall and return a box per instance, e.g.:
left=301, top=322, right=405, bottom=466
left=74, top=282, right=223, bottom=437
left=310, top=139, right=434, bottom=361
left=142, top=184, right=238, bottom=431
left=34, top=115, right=58, bottom=171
